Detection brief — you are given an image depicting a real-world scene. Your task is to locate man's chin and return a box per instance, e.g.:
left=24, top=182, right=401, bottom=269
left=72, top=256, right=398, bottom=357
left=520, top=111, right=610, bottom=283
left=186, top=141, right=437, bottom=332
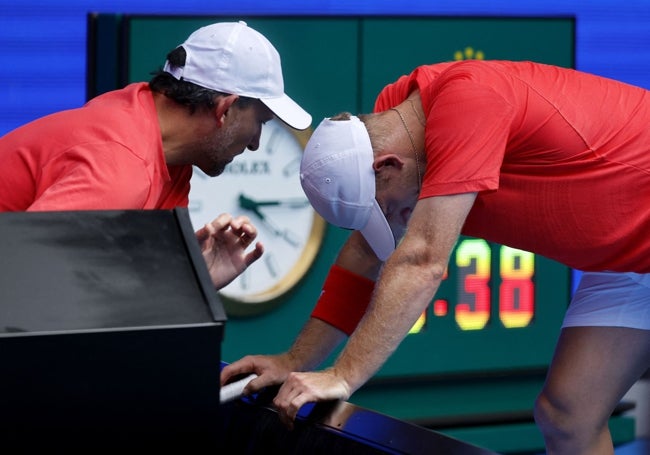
left=204, top=165, right=226, bottom=178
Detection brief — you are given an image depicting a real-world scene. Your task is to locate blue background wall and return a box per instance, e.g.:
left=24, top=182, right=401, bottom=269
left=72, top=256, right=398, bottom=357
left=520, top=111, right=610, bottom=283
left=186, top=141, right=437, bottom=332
left=1, top=0, right=650, bottom=137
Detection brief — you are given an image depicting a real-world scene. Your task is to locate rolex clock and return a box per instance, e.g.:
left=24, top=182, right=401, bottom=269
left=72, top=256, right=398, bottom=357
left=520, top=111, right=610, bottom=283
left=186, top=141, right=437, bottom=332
left=188, top=119, right=326, bottom=316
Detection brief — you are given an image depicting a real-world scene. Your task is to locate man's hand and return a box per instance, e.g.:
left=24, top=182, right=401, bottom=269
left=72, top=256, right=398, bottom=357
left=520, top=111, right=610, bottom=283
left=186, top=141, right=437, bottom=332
left=221, top=354, right=295, bottom=398
left=195, top=213, right=264, bottom=289
left=273, top=369, right=351, bottom=430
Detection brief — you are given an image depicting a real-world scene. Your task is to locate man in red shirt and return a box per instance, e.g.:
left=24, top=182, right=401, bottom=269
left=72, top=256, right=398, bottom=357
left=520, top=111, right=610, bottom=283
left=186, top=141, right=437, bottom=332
left=0, top=21, right=311, bottom=289
left=222, top=60, right=650, bottom=454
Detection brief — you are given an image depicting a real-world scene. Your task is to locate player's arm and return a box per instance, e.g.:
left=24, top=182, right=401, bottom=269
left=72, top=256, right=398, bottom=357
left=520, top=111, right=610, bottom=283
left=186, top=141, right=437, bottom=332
left=219, top=231, right=382, bottom=393
left=273, top=192, right=477, bottom=427
left=333, top=192, right=477, bottom=389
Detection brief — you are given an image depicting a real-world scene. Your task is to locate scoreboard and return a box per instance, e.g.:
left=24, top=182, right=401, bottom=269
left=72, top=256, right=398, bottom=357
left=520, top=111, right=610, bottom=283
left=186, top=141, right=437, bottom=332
left=391, top=236, right=568, bottom=377
left=417, top=240, right=537, bottom=332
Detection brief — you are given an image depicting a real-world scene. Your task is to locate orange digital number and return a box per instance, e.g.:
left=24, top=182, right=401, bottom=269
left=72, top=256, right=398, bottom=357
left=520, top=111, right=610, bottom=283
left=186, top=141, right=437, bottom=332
left=499, top=246, right=535, bottom=328
left=455, top=239, right=491, bottom=330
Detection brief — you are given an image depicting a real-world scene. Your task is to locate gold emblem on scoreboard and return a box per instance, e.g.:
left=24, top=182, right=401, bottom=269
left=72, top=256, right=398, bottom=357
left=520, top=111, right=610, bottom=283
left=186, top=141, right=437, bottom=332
left=454, top=46, right=485, bottom=61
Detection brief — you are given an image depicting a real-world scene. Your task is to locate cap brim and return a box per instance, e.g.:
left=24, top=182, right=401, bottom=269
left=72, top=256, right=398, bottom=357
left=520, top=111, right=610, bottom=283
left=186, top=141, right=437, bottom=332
left=360, top=199, right=396, bottom=261
left=262, top=94, right=312, bottom=130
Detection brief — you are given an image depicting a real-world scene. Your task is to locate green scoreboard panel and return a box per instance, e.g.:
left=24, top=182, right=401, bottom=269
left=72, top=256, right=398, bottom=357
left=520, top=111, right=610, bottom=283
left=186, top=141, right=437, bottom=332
left=88, top=17, right=584, bottom=450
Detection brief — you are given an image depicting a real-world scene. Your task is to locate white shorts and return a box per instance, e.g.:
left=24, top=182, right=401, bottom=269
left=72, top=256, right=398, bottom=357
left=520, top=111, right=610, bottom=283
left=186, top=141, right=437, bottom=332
left=563, top=271, right=650, bottom=330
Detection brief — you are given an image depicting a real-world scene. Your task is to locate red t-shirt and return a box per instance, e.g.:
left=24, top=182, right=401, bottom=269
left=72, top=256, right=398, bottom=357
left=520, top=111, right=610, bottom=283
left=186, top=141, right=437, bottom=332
left=0, top=83, right=192, bottom=211
left=375, top=61, right=650, bottom=273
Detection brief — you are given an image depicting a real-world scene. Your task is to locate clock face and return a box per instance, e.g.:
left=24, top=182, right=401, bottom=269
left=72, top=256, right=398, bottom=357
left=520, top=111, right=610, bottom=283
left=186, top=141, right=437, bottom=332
left=188, top=119, right=325, bottom=315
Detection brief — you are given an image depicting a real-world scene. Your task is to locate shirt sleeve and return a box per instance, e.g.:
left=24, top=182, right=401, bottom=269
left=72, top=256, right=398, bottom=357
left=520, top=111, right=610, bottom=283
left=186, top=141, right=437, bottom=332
left=374, top=74, right=413, bottom=113
left=374, top=63, right=460, bottom=113
left=420, top=67, right=516, bottom=198
left=28, top=142, right=151, bottom=211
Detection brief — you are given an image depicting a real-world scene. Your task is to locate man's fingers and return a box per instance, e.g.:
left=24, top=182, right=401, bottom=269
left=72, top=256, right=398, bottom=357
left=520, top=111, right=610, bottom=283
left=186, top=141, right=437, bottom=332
left=219, top=373, right=258, bottom=404
left=275, top=389, right=314, bottom=431
left=220, top=358, right=256, bottom=385
left=274, top=378, right=309, bottom=430
left=227, top=215, right=253, bottom=231
left=243, top=375, right=269, bottom=395
left=231, top=218, right=258, bottom=239
left=209, top=213, right=232, bottom=229
left=245, top=243, right=264, bottom=266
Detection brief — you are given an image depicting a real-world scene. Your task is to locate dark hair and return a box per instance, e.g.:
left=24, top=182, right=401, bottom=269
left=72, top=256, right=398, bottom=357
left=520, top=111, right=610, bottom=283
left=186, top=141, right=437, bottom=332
left=149, top=46, right=256, bottom=114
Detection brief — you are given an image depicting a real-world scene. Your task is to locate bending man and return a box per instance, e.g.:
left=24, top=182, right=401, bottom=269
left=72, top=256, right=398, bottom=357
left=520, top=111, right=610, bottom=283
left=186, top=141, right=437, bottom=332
left=221, top=60, right=650, bottom=454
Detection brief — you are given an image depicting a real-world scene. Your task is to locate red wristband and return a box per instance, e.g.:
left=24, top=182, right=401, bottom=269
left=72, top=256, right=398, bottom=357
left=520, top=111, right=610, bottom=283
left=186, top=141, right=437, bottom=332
left=311, top=265, right=375, bottom=336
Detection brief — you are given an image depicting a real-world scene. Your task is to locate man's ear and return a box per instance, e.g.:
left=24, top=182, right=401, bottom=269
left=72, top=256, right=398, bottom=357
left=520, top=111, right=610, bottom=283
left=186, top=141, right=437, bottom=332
left=214, top=94, right=239, bottom=127
left=372, top=154, right=405, bottom=172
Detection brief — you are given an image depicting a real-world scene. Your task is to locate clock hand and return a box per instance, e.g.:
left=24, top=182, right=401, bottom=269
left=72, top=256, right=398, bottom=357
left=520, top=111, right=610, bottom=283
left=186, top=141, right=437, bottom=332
left=259, top=199, right=309, bottom=209
left=239, top=194, right=281, bottom=234
left=238, top=194, right=266, bottom=219
left=240, top=194, right=309, bottom=209
left=239, top=194, right=302, bottom=247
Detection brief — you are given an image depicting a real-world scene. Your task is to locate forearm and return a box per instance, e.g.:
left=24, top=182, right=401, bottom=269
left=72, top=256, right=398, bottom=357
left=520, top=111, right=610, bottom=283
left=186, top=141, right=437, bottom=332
left=331, top=258, right=443, bottom=394
left=335, top=231, right=382, bottom=280
left=286, top=317, right=348, bottom=371
left=329, top=194, right=476, bottom=392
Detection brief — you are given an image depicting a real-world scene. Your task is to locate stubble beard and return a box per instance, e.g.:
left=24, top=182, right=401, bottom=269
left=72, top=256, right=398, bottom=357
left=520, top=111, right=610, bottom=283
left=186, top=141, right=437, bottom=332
left=204, top=120, right=239, bottom=177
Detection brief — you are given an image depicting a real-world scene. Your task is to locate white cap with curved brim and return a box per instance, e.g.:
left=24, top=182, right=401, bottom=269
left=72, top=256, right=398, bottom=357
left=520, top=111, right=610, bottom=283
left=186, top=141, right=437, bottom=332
left=300, top=116, right=396, bottom=260
left=163, top=21, right=311, bottom=130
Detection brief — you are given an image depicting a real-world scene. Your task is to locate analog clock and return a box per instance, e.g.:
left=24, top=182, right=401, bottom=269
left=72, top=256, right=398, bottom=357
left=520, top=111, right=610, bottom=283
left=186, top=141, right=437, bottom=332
left=188, top=119, right=326, bottom=316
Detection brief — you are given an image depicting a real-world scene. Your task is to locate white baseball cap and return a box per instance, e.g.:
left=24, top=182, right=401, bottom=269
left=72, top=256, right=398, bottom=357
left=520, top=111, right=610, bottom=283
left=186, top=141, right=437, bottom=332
left=163, top=21, right=311, bottom=130
left=300, top=116, right=396, bottom=261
